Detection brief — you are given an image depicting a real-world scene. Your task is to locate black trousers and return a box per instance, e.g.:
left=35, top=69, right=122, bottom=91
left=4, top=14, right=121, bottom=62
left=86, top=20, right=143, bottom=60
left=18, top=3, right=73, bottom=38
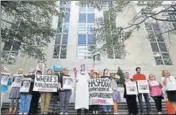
left=90, top=105, right=100, bottom=111
left=77, top=109, right=88, bottom=115
left=29, top=92, right=40, bottom=113
left=152, top=96, right=162, bottom=112
left=126, top=95, right=138, bottom=115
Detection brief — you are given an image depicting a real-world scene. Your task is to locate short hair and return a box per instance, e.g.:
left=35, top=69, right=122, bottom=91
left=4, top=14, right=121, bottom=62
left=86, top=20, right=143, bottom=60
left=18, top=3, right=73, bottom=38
left=135, top=67, right=141, bottom=71
left=162, top=70, right=170, bottom=77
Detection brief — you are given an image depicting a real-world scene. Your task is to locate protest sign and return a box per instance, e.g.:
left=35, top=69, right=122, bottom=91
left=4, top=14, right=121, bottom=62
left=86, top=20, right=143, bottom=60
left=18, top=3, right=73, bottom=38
left=137, top=80, right=149, bottom=93
left=0, top=75, right=10, bottom=85
left=89, top=78, right=113, bottom=105
left=125, top=81, right=138, bottom=95
left=20, top=79, right=31, bottom=93
left=149, top=81, right=159, bottom=86
left=11, top=75, right=23, bottom=88
left=62, top=76, right=73, bottom=90
left=33, top=75, right=58, bottom=92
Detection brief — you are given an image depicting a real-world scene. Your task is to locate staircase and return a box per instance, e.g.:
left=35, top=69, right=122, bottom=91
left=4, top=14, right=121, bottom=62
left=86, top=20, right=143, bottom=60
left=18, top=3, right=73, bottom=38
left=1, top=102, right=167, bottom=115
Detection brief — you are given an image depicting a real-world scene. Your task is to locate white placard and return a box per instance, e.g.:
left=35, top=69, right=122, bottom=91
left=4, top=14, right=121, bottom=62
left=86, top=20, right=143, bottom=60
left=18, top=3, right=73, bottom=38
left=11, top=76, right=22, bottom=88
left=62, top=76, right=73, bottom=90
left=125, top=81, right=138, bottom=95
left=1, top=75, right=10, bottom=85
left=33, top=75, right=58, bottom=92
left=89, top=78, right=113, bottom=105
left=149, top=81, right=159, bottom=87
left=137, top=80, right=149, bottom=94
left=20, top=80, right=31, bottom=93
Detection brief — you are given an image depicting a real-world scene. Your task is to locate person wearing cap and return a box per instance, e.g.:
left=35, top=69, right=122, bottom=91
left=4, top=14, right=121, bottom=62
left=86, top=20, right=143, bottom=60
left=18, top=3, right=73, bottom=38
left=58, top=68, right=72, bottom=115
left=8, top=69, right=24, bottom=114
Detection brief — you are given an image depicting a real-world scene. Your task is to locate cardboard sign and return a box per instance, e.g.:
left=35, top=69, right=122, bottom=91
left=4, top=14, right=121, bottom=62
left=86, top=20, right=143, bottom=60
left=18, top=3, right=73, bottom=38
left=20, top=80, right=31, bottom=93
left=62, top=76, right=73, bottom=90
left=1, top=75, right=10, bottom=85
left=89, top=78, right=113, bottom=105
left=125, top=81, right=138, bottom=95
left=33, top=75, right=58, bottom=92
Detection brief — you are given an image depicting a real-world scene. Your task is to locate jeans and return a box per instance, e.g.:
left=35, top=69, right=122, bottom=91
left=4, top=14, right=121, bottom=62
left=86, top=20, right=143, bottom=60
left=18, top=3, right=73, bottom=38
left=19, top=94, right=32, bottom=113
left=138, top=93, right=151, bottom=113
left=59, top=90, right=71, bottom=113
left=152, top=96, right=162, bottom=112
left=103, top=105, right=112, bottom=112
left=40, top=92, right=52, bottom=113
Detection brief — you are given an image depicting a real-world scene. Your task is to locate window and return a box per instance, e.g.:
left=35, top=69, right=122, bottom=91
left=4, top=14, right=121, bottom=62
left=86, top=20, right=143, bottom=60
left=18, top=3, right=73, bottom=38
left=88, top=34, right=95, bottom=44
left=62, top=34, right=68, bottom=44
left=79, top=4, right=94, bottom=13
left=2, top=40, right=21, bottom=65
left=78, top=34, right=86, bottom=44
left=79, top=13, right=86, bottom=23
left=77, top=46, right=95, bottom=59
left=145, top=22, right=172, bottom=65
left=64, top=13, right=70, bottom=23
left=55, top=34, right=61, bottom=44
left=87, top=14, right=95, bottom=23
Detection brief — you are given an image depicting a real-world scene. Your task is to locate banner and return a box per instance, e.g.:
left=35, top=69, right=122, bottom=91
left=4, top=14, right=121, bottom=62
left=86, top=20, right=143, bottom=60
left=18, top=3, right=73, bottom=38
left=20, top=79, right=32, bottom=93
left=137, top=80, right=149, bottom=94
left=125, top=81, right=138, bottom=95
left=89, top=78, right=113, bottom=105
left=33, top=75, right=58, bottom=92
left=1, top=74, right=10, bottom=86
left=62, top=76, right=73, bottom=90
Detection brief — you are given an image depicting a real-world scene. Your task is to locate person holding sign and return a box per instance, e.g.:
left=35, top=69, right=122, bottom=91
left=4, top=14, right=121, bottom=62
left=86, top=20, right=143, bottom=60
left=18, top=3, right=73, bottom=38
left=0, top=72, right=12, bottom=110
left=148, top=74, right=163, bottom=114
left=124, top=72, right=138, bottom=115
left=40, top=69, right=53, bottom=115
left=133, top=67, right=150, bottom=114
left=8, top=69, right=23, bottom=115
left=101, top=68, right=113, bottom=114
left=162, top=70, right=176, bottom=114
left=58, top=68, right=72, bottom=115
left=19, top=73, right=34, bottom=115
left=75, top=64, right=90, bottom=115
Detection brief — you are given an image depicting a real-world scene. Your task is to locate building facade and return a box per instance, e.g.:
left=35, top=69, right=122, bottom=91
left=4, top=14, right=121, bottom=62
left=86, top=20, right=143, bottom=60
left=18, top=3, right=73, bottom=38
left=3, top=1, right=176, bottom=80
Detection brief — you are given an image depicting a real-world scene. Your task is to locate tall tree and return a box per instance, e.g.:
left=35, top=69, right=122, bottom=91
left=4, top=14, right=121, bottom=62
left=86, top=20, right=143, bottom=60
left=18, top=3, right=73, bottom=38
left=1, top=1, right=63, bottom=64
left=116, top=67, right=125, bottom=85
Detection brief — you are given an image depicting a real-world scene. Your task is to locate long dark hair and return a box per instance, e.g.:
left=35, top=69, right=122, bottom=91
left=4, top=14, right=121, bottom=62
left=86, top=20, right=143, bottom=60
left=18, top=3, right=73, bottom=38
left=103, top=68, right=109, bottom=76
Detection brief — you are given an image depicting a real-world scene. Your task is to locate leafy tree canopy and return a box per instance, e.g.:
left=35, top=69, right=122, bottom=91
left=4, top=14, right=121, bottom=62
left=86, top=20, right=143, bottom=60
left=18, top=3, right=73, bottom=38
left=1, top=1, right=62, bottom=62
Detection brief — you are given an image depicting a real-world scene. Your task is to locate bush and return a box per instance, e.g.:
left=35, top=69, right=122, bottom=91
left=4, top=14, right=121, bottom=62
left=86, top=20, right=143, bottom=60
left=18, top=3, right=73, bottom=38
left=117, top=67, right=125, bottom=86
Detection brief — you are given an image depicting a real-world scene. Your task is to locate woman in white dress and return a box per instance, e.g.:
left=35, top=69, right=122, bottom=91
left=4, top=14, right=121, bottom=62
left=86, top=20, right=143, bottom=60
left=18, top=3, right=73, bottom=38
left=74, top=64, right=90, bottom=115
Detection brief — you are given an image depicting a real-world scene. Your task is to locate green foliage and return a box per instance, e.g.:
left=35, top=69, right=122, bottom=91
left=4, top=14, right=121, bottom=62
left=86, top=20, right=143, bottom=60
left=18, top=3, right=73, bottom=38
left=1, top=1, right=62, bottom=60
left=116, top=67, right=125, bottom=85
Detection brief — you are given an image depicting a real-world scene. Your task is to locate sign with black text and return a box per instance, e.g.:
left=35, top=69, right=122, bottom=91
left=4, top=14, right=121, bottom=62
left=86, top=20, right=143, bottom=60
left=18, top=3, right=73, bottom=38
left=33, top=75, right=58, bottom=92
left=125, top=81, right=138, bottom=95
left=20, top=79, right=31, bottom=93
left=0, top=75, right=10, bottom=86
left=89, top=78, right=113, bottom=105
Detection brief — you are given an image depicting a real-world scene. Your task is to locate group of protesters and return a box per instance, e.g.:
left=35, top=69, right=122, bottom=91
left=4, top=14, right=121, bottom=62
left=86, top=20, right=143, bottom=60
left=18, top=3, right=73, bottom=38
left=0, top=64, right=176, bottom=115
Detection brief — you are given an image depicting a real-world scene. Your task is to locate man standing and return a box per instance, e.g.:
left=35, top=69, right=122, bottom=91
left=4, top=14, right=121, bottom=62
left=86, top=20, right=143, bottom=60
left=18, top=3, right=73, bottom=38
left=74, top=64, right=90, bottom=115
left=133, top=67, right=151, bottom=114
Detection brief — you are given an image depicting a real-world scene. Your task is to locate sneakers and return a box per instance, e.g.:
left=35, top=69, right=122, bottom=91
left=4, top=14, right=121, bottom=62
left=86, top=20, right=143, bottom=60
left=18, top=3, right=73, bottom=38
left=24, top=113, right=28, bottom=115
left=158, top=112, right=162, bottom=114
left=19, top=113, right=23, bottom=115
left=65, top=112, right=68, bottom=115
left=60, top=112, right=64, bottom=115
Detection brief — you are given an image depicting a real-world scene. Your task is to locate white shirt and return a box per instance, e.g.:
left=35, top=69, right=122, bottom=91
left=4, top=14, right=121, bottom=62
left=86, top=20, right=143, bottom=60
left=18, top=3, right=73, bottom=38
left=161, top=76, right=176, bottom=91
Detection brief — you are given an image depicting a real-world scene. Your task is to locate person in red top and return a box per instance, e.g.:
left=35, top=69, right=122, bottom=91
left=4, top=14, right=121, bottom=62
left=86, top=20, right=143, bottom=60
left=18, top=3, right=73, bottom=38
left=133, top=67, right=151, bottom=114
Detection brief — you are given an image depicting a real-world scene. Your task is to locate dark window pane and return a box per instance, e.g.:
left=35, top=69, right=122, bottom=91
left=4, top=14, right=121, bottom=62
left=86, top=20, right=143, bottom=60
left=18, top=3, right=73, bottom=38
left=12, top=41, right=21, bottom=51
left=3, top=42, right=11, bottom=51
left=53, top=45, right=60, bottom=58
left=158, top=43, right=167, bottom=52
left=88, top=34, right=95, bottom=44
left=63, top=24, right=69, bottom=33
left=62, top=34, right=68, bottom=44
left=88, top=46, right=95, bottom=51
left=79, top=13, right=86, bottom=23
left=162, top=53, right=172, bottom=65
left=65, top=8, right=70, bottom=13
left=148, top=31, right=156, bottom=42
left=78, top=34, right=86, bottom=44
left=64, top=13, right=70, bottom=22
left=55, top=34, right=61, bottom=44
left=88, top=14, right=95, bottom=23
left=152, top=23, right=160, bottom=30
left=153, top=53, right=163, bottom=65
left=60, top=45, right=67, bottom=59
left=151, top=43, right=159, bottom=52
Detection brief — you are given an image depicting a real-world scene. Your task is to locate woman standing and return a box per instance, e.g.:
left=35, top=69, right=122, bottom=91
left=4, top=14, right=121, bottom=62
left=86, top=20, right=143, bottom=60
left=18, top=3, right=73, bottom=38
left=162, top=70, right=176, bottom=114
left=8, top=69, right=23, bottom=115
left=40, top=69, right=53, bottom=115
left=75, top=64, right=90, bottom=115
left=58, top=68, right=72, bottom=114
left=90, top=71, right=100, bottom=114
left=101, top=68, right=113, bottom=114
left=124, top=72, right=138, bottom=115
left=148, top=74, right=163, bottom=114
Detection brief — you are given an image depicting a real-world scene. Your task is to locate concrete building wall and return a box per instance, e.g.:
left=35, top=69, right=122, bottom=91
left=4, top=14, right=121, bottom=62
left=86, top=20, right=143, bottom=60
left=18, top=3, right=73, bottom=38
left=5, top=2, right=176, bottom=81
